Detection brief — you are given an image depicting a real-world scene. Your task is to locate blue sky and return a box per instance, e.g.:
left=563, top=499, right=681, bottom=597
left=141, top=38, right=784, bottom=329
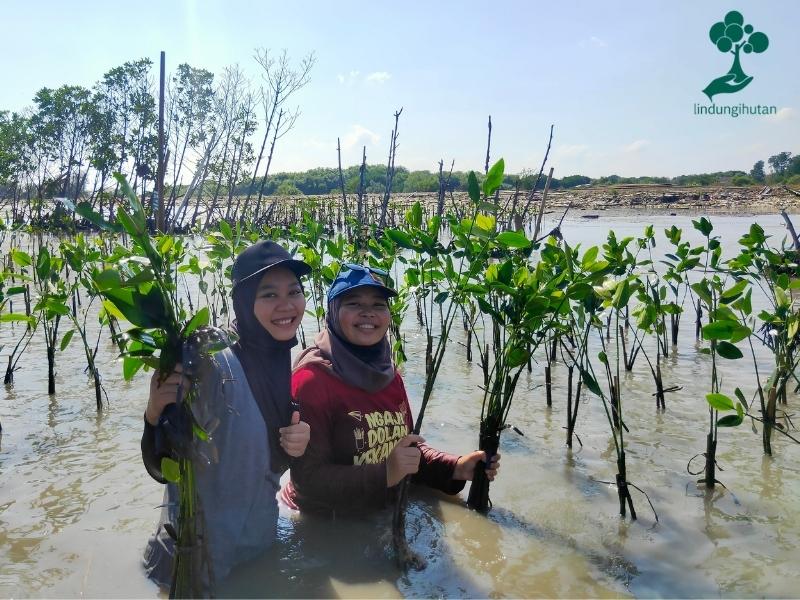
left=1, top=0, right=797, bottom=177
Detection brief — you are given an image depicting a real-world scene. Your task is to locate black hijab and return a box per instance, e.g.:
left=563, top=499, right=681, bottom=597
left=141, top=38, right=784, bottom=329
left=231, top=274, right=297, bottom=473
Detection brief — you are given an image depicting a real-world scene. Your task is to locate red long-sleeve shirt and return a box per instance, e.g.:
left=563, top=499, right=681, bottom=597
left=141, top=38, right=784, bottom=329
left=283, top=363, right=465, bottom=514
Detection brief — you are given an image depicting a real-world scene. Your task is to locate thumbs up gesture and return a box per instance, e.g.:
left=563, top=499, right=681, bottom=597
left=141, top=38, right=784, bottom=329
left=279, top=411, right=310, bottom=457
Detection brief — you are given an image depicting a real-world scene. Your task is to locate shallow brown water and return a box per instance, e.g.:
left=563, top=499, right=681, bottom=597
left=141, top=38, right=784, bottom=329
left=1, top=212, right=799, bottom=598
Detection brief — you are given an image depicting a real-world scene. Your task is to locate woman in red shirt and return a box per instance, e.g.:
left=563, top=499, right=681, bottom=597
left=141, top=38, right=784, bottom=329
left=282, top=264, right=499, bottom=515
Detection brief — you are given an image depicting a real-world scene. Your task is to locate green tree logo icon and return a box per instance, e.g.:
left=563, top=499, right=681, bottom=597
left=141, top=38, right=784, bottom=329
left=703, top=11, right=769, bottom=101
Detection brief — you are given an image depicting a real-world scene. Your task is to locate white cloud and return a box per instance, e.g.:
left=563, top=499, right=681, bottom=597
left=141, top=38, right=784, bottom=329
left=341, top=124, right=380, bottom=150
left=337, top=70, right=391, bottom=86
left=365, top=71, right=391, bottom=84
left=302, top=138, right=330, bottom=151
left=579, top=36, right=607, bottom=48
left=337, top=70, right=361, bottom=86
left=554, top=144, right=589, bottom=158
left=765, top=107, right=795, bottom=122
left=623, top=139, right=650, bottom=153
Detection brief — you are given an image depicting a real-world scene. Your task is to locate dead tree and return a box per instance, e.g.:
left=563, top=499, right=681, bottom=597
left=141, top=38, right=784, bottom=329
left=240, top=49, right=315, bottom=221
left=520, top=124, right=555, bottom=223
left=378, top=108, right=402, bottom=229
left=337, top=137, right=350, bottom=234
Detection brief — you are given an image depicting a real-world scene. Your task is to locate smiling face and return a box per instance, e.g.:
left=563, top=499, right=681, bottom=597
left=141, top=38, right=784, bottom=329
left=337, top=287, right=391, bottom=346
left=252, top=266, right=306, bottom=341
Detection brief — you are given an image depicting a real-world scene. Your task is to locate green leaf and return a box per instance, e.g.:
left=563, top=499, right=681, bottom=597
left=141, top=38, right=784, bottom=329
left=702, top=320, right=735, bottom=341
left=716, top=340, right=743, bottom=359
left=691, top=281, right=712, bottom=306
left=161, top=457, right=181, bottom=482
left=35, top=247, right=51, bottom=281
left=475, top=213, right=496, bottom=233
left=706, top=393, right=735, bottom=411
left=496, top=231, right=531, bottom=249
left=184, top=307, right=210, bottom=337
left=720, top=279, right=748, bottom=303
left=483, top=158, right=505, bottom=197
left=729, top=324, right=751, bottom=344
left=158, top=235, right=174, bottom=254
left=193, top=422, right=209, bottom=442
left=101, top=299, right=126, bottom=321
left=11, top=249, right=32, bottom=267
left=507, top=345, right=529, bottom=368
left=406, top=202, right=423, bottom=229
left=116, top=207, right=143, bottom=238
left=598, top=351, right=608, bottom=364
left=0, top=313, right=35, bottom=326
left=717, top=414, right=744, bottom=427
left=45, top=298, right=70, bottom=316
left=75, top=201, right=120, bottom=232
left=122, top=356, right=145, bottom=381
left=60, top=329, right=75, bottom=351
left=113, top=172, right=147, bottom=234
left=734, top=387, right=746, bottom=405
left=467, top=171, right=480, bottom=204
left=579, top=367, right=603, bottom=397
left=385, top=229, right=416, bottom=250
left=581, top=246, right=599, bottom=269
left=219, top=220, right=232, bottom=240
left=692, top=217, right=713, bottom=237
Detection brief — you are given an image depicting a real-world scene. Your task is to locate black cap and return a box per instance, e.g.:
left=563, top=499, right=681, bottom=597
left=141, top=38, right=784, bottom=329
left=231, top=241, right=311, bottom=288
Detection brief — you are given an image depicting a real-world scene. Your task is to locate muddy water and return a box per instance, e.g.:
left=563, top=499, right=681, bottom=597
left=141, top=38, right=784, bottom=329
left=1, top=212, right=799, bottom=598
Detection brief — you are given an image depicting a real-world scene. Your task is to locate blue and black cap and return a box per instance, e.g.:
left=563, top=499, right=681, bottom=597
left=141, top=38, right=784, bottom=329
left=327, top=263, right=398, bottom=302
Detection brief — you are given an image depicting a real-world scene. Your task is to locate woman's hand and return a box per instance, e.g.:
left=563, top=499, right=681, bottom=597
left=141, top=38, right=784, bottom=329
left=386, top=434, right=425, bottom=487
left=453, top=451, right=501, bottom=482
left=279, top=411, right=311, bottom=457
left=145, top=364, right=189, bottom=426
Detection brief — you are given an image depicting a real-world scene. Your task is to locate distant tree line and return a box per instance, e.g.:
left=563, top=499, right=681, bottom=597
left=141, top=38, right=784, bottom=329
left=1, top=51, right=798, bottom=221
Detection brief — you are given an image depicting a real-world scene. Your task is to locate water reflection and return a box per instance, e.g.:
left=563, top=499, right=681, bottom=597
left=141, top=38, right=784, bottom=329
left=2, top=214, right=800, bottom=596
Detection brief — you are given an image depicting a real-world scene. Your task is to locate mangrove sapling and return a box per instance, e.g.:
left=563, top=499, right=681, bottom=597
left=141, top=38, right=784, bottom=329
left=686, top=216, right=733, bottom=488
left=589, top=275, right=656, bottom=520
left=692, top=278, right=752, bottom=487
left=387, top=161, right=505, bottom=569
left=89, top=173, right=227, bottom=597
left=661, top=224, right=701, bottom=347
left=728, top=224, right=800, bottom=452
left=462, top=232, right=574, bottom=513
left=385, top=204, right=466, bottom=568
left=362, top=233, right=408, bottom=366
left=1, top=260, right=36, bottom=385
left=291, top=212, right=332, bottom=331
left=695, top=282, right=749, bottom=486
left=60, top=235, right=108, bottom=410
left=719, top=283, right=800, bottom=453
left=631, top=277, right=682, bottom=410
left=202, top=220, right=250, bottom=326
left=559, top=298, right=594, bottom=450
left=28, top=245, right=71, bottom=395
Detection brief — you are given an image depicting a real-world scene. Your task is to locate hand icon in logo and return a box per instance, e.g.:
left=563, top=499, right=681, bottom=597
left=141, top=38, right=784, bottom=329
left=702, top=72, right=754, bottom=102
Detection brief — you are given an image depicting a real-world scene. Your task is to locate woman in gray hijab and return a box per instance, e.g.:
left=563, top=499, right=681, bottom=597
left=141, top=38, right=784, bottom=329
left=140, top=241, right=312, bottom=590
